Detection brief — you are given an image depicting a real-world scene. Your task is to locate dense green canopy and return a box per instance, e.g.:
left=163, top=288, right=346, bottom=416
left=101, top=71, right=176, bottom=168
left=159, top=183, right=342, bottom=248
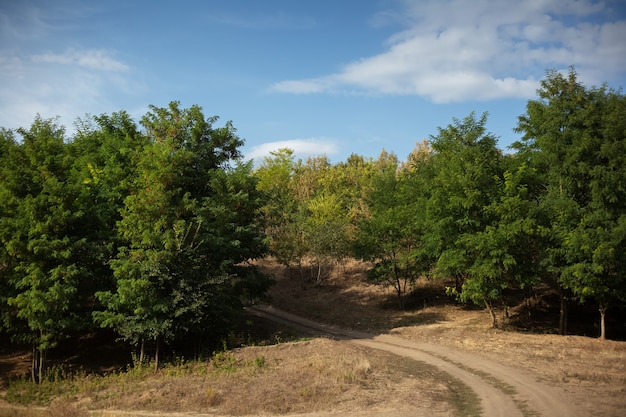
left=1, top=71, right=625, bottom=383
left=0, top=103, right=270, bottom=381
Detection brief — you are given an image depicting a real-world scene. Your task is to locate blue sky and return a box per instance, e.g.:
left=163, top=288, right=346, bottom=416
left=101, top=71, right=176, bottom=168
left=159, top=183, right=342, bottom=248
left=1, top=0, right=625, bottom=163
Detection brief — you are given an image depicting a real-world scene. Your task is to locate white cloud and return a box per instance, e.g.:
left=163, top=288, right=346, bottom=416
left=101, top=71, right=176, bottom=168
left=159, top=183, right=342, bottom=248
left=32, top=48, right=129, bottom=72
left=271, top=0, right=626, bottom=102
left=0, top=2, right=137, bottom=131
left=270, top=79, right=333, bottom=94
left=0, top=48, right=139, bottom=132
left=245, top=138, right=340, bottom=162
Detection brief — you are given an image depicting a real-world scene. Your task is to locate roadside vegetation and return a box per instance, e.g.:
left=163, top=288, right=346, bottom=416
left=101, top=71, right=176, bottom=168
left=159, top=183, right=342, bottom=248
left=1, top=68, right=625, bottom=415
left=1, top=259, right=624, bottom=416
left=256, top=69, right=626, bottom=337
left=0, top=308, right=479, bottom=417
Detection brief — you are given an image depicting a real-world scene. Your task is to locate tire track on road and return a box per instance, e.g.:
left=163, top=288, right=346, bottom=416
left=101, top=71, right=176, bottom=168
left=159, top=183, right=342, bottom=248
left=246, top=305, right=585, bottom=417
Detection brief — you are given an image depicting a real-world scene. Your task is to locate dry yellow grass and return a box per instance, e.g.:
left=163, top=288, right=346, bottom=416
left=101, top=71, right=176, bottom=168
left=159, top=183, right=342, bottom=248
left=1, top=337, right=460, bottom=416
left=85, top=338, right=461, bottom=415
left=261, top=258, right=626, bottom=417
left=3, top=257, right=625, bottom=417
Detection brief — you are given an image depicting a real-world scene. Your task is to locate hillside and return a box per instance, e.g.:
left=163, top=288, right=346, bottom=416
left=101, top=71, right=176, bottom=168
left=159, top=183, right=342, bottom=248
left=1, top=258, right=625, bottom=417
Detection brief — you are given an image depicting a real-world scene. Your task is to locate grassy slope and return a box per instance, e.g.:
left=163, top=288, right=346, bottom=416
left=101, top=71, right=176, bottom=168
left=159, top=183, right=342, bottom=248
left=1, top=258, right=625, bottom=417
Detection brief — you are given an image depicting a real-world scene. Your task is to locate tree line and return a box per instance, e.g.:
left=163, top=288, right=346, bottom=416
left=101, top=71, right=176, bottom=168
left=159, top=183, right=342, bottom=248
left=1, top=69, right=625, bottom=382
left=256, top=69, right=626, bottom=339
left=0, top=102, right=270, bottom=382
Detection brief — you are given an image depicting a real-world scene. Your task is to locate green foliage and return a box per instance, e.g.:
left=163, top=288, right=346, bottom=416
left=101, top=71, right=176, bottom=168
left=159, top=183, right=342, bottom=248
left=249, top=84, right=626, bottom=334
left=0, top=116, right=88, bottom=381
left=2, top=67, right=626, bottom=372
left=94, top=102, right=269, bottom=358
left=255, top=150, right=375, bottom=284
left=255, top=148, right=305, bottom=268
left=211, top=351, right=238, bottom=373
left=515, top=68, right=626, bottom=337
left=1, top=103, right=270, bottom=381
left=420, top=112, right=510, bottom=324
left=427, top=112, right=503, bottom=281
left=355, top=150, right=426, bottom=308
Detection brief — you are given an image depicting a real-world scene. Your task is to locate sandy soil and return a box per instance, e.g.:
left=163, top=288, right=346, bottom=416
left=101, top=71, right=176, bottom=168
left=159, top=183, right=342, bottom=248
left=247, top=305, right=586, bottom=417
left=259, top=258, right=626, bottom=417
left=1, top=259, right=624, bottom=417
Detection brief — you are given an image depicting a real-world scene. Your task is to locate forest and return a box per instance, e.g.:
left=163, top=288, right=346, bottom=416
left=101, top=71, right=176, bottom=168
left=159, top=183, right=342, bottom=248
left=1, top=69, right=625, bottom=383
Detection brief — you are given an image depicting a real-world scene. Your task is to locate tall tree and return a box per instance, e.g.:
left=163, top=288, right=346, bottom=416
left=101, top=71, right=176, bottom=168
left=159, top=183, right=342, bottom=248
left=254, top=148, right=305, bottom=270
left=426, top=112, right=504, bottom=326
left=514, top=68, right=626, bottom=338
left=355, top=151, right=426, bottom=309
left=295, top=155, right=359, bottom=284
left=334, top=153, right=377, bottom=232
left=1, top=117, right=84, bottom=382
left=68, top=111, right=149, bottom=319
left=94, top=102, right=268, bottom=366
left=462, top=161, right=543, bottom=326
left=315, top=154, right=377, bottom=266
left=0, top=128, right=21, bottom=333
left=304, top=191, right=350, bottom=285
left=560, top=86, right=626, bottom=339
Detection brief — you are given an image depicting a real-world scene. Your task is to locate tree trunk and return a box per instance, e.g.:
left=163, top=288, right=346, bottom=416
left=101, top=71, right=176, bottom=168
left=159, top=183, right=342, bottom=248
left=154, top=339, right=160, bottom=372
left=38, top=348, right=45, bottom=384
left=485, top=299, right=498, bottom=328
left=32, top=333, right=47, bottom=384
left=298, top=262, right=306, bottom=289
left=396, top=283, right=405, bottom=310
left=31, top=344, right=37, bottom=384
left=315, top=261, right=322, bottom=286
left=500, top=295, right=509, bottom=320
left=525, top=292, right=532, bottom=322
left=531, top=285, right=539, bottom=303
left=31, top=345, right=47, bottom=384
left=139, top=339, right=145, bottom=366
left=392, top=263, right=405, bottom=310
left=599, top=304, right=606, bottom=340
left=559, top=289, right=568, bottom=335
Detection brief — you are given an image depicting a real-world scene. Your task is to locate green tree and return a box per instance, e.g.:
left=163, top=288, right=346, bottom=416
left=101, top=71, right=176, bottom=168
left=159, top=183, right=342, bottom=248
left=68, top=111, right=149, bottom=319
left=295, top=154, right=362, bottom=284
left=95, top=102, right=268, bottom=366
left=0, top=128, right=21, bottom=332
left=1, top=117, right=85, bottom=382
left=560, top=87, right=626, bottom=339
left=254, top=148, right=305, bottom=270
left=427, top=112, right=504, bottom=326
left=515, top=68, right=626, bottom=338
left=461, top=161, right=543, bottom=327
left=334, top=153, right=377, bottom=232
left=355, top=151, right=426, bottom=309
left=256, top=150, right=376, bottom=285
left=303, top=192, right=350, bottom=284
left=400, top=140, right=438, bottom=277
left=313, top=154, right=377, bottom=267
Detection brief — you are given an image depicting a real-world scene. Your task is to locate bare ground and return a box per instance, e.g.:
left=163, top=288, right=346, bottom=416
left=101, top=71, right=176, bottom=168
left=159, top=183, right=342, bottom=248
left=260, top=258, right=626, bottom=417
left=1, top=258, right=625, bottom=417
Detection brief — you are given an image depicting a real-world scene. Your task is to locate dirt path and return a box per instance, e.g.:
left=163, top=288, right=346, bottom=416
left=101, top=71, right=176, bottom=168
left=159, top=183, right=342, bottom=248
left=246, top=305, right=587, bottom=417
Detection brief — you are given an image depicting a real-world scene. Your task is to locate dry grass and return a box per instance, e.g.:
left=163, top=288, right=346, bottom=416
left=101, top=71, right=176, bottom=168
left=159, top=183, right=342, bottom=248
left=260, top=257, right=626, bottom=417
left=262, top=258, right=439, bottom=331
left=393, top=324, right=626, bottom=417
left=2, top=257, right=625, bottom=417
left=0, top=337, right=459, bottom=416
left=85, top=338, right=460, bottom=415
left=0, top=399, right=87, bottom=417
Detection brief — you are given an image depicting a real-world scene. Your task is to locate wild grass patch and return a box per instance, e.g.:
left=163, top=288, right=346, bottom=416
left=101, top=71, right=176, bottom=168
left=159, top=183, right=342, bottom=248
left=3, top=338, right=417, bottom=416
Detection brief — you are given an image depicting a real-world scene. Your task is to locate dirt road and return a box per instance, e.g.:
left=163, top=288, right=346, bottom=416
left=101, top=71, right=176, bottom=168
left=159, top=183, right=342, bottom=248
left=246, top=305, right=587, bottom=417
